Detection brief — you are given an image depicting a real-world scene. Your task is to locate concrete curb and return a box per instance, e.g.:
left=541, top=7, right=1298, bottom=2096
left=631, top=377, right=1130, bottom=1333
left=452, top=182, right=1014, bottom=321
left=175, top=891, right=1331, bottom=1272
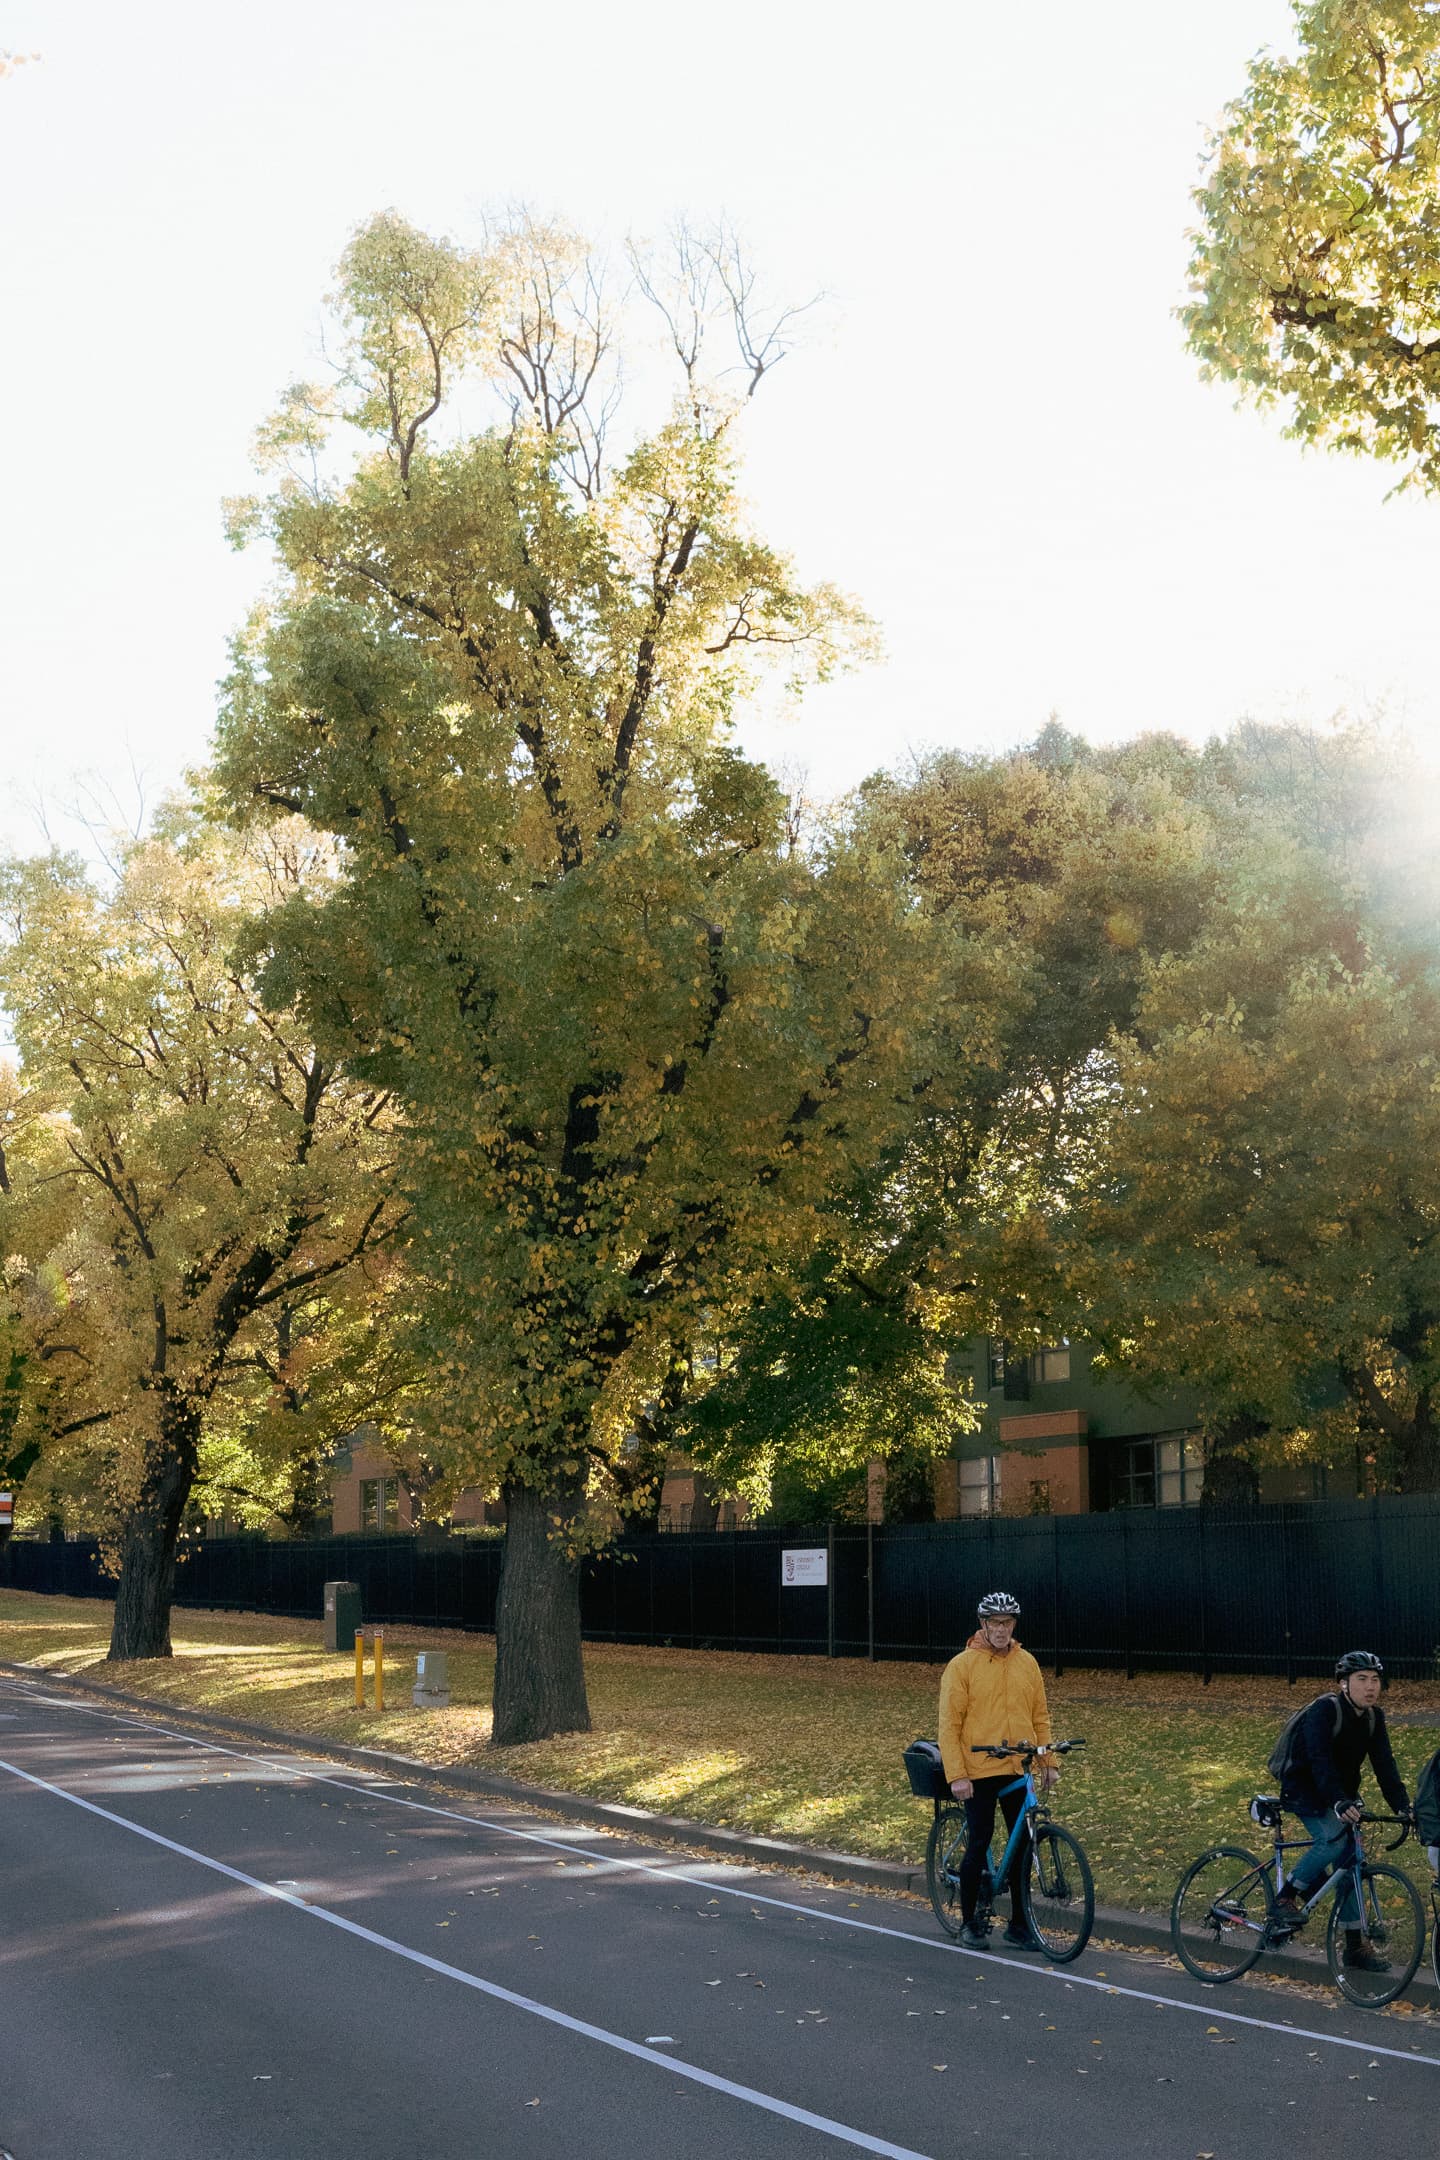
left=4, top=1657, right=1436, bottom=2005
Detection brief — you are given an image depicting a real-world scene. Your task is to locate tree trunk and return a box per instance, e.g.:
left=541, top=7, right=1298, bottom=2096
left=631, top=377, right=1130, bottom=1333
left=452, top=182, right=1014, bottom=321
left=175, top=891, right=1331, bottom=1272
left=1392, top=1404, right=1440, bottom=1493
left=108, top=1403, right=198, bottom=1661
left=610, top=1428, right=672, bottom=1536
left=687, top=1473, right=721, bottom=1532
left=610, top=1353, right=688, bottom=1535
left=1200, top=1415, right=1262, bottom=1506
left=492, top=1478, right=591, bottom=1744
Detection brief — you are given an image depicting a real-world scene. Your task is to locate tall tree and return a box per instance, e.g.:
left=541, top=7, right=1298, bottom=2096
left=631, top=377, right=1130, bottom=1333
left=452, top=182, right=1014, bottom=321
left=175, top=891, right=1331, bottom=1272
left=214, top=213, right=924, bottom=1741
left=688, top=730, right=1230, bottom=1477
left=0, top=811, right=407, bottom=1655
left=1075, top=774, right=1440, bottom=1493
left=1186, top=1, right=1440, bottom=490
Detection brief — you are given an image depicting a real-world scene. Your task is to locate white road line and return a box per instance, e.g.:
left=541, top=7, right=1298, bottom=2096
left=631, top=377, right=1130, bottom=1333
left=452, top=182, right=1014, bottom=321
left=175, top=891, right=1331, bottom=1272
left=7, top=1678, right=1440, bottom=2073
left=0, top=1752, right=932, bottom=2160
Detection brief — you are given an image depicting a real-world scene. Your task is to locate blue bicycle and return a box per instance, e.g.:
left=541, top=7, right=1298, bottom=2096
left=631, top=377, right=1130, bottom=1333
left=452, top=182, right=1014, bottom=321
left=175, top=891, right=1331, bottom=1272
left=923, top=1739, right=1093, bottom=1963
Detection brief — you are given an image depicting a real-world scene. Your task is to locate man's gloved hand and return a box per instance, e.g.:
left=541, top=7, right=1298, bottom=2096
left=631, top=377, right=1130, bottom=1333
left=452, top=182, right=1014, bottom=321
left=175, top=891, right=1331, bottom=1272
left=1336, top=1800, right=1363, bottom=1825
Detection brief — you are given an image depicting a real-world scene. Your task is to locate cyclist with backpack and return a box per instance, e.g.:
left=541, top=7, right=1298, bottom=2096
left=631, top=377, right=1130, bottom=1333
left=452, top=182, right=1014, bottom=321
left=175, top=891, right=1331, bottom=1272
left=938, top=1589, right=1056, bottom=1952
left=1269, top=1650, right=1412, bottom=1972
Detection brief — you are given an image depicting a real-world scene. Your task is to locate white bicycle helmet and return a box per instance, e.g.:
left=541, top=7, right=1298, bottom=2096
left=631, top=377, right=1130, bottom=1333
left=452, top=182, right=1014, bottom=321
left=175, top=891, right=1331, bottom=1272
left=976, top=1590, right=1021, bottom=1619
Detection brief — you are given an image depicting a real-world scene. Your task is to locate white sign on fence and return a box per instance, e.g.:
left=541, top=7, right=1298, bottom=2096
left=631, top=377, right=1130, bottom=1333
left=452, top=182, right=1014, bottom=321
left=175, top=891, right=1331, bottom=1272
left=781, top=1547, right=827, bottom=1588
left=0, top=1492, right=12, bottom=1523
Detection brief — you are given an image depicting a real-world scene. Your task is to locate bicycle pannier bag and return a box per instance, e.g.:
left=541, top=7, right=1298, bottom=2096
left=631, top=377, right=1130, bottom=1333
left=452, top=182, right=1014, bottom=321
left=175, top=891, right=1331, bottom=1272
left=903, top=1738, right=949, bottom=1800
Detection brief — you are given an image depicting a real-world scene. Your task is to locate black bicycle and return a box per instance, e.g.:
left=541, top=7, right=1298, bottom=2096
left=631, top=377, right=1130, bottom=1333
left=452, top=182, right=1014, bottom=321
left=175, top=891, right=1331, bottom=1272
left=910, top=1739, right=1093, bottom=1964
left=1171, top=1796, right=1424, bottom=2009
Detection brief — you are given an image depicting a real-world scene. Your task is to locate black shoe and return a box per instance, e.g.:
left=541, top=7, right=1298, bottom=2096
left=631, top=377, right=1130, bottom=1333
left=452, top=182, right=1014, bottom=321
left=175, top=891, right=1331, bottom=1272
left=1342, top=1933, right=1391, bottom=1974
left=1266, top=1889, right=1307, bottom=1942
left=1002, top=1924, right=1044, bottom=1952
left=958, top=1923, right=990, bottom=1950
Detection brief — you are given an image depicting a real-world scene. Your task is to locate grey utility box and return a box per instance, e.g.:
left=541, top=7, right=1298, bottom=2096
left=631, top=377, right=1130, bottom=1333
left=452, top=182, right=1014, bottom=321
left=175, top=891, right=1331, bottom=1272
left=413, top=1650, right=450, bottom=1708
left=323, top=1579, right=362, bottom=1653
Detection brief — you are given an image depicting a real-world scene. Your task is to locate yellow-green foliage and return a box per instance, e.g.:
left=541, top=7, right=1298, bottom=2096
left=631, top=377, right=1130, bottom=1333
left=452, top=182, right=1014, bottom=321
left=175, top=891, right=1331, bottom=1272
left=1187, top=3, right=1440, bottom=490
left=213, top=213, right=924, bottom=1534
left=0, top=815, right=410, bottom=1574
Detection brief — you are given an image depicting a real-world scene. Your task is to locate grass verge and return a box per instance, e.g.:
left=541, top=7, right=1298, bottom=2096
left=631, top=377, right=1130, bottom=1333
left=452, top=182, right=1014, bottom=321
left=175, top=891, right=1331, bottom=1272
left=3, top=1588, right=1437, bottom=1917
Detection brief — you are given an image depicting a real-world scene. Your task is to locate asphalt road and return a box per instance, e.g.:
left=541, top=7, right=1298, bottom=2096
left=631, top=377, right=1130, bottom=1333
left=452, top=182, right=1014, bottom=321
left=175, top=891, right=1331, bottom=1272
left=1, top=1676, right=1437, bottom=2160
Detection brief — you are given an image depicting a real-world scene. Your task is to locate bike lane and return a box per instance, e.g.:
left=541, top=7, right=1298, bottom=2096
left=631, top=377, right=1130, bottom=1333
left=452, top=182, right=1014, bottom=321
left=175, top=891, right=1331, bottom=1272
left=2, top=1679, right=1436, bottom=2160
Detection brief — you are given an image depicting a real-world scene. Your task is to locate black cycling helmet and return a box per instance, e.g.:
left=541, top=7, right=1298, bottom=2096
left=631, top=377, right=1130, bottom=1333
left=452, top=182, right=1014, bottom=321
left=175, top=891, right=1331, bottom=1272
left=1335, top=1649, right=1384, bottom=1682
left=976, top=1590, right=1021, bottom=1619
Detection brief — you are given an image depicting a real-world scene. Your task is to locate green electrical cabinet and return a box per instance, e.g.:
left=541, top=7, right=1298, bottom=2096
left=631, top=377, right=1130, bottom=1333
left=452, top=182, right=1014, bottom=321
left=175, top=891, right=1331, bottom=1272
left=323, top=1579, right=362, bottom=1653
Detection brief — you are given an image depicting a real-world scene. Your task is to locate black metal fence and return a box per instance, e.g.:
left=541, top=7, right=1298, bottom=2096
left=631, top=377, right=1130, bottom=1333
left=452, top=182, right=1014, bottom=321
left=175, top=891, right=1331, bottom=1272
left=4, top=1494, right=1439, bottom=1678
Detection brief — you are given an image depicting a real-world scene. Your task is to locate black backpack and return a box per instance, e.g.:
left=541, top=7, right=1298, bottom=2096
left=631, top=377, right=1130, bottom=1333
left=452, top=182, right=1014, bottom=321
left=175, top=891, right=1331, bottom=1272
left=1415, top=1746, right=1440, bottom=1845
left=1266, top=1693, right=1343, bottom=1784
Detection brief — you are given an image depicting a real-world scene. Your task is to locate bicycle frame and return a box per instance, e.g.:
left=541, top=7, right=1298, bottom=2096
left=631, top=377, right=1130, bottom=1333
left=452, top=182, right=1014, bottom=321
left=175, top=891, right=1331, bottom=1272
left=968, top=1750, right=1054, bottom=1896
left=1258, top=1816, right=1369, bottom=1927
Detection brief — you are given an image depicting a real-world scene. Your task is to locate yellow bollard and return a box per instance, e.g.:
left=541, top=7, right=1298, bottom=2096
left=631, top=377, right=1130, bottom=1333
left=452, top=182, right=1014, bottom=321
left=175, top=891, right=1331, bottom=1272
left=355, top=1629, right=364, bottom=1708
left=375, top=1630, right=384, bottom=1713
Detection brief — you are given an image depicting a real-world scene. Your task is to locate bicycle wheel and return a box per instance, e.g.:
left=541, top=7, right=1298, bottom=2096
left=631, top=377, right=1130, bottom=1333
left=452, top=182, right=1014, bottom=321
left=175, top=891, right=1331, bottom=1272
left=925, top=1803, right=969, bottom=1939
left=1025, top=1822, right=1094, bottom=1964
left=1325, top=1862, right=1425, bottom=2008
left=1170, top=1846, right=1273, bottom=1982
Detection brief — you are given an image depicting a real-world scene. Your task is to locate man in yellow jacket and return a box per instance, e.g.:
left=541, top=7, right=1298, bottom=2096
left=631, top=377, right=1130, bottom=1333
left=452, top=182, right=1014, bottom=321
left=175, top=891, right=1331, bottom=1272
left=938, top=1589, right=1056, bottom=1950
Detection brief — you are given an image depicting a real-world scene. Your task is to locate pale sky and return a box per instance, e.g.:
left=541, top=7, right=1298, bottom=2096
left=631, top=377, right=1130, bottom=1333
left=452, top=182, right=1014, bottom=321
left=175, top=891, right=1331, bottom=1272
left=3, top=0, right=1437, bottom=857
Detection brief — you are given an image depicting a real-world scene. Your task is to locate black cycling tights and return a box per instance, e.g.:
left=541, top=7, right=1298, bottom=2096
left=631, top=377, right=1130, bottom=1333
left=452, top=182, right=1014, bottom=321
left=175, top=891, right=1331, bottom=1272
left=959, top=1774, right=1031, bottom=1925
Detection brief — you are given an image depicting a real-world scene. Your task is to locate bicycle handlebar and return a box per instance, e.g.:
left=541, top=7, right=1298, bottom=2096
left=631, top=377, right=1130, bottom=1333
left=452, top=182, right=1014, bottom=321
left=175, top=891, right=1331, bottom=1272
left=1359, top=1810, right=1411, bottom=1853
left=971, top=1739, right=1086, bottom=1760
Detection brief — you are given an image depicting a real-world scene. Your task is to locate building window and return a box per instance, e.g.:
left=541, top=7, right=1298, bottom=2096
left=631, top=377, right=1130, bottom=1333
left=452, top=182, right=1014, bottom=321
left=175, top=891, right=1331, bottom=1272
left=1157, top=1433, right=1205, bottom=1507
left=958, top=1454, right=1000, bottom=1517
left=989, top=1339, right=1069, bottom=1389
left=1110, top=1441, right=1155, bottom=1510
left=360, top=1478, right=399, bottom=1531
left=1109, top=1434, right=1205, bottom=1509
